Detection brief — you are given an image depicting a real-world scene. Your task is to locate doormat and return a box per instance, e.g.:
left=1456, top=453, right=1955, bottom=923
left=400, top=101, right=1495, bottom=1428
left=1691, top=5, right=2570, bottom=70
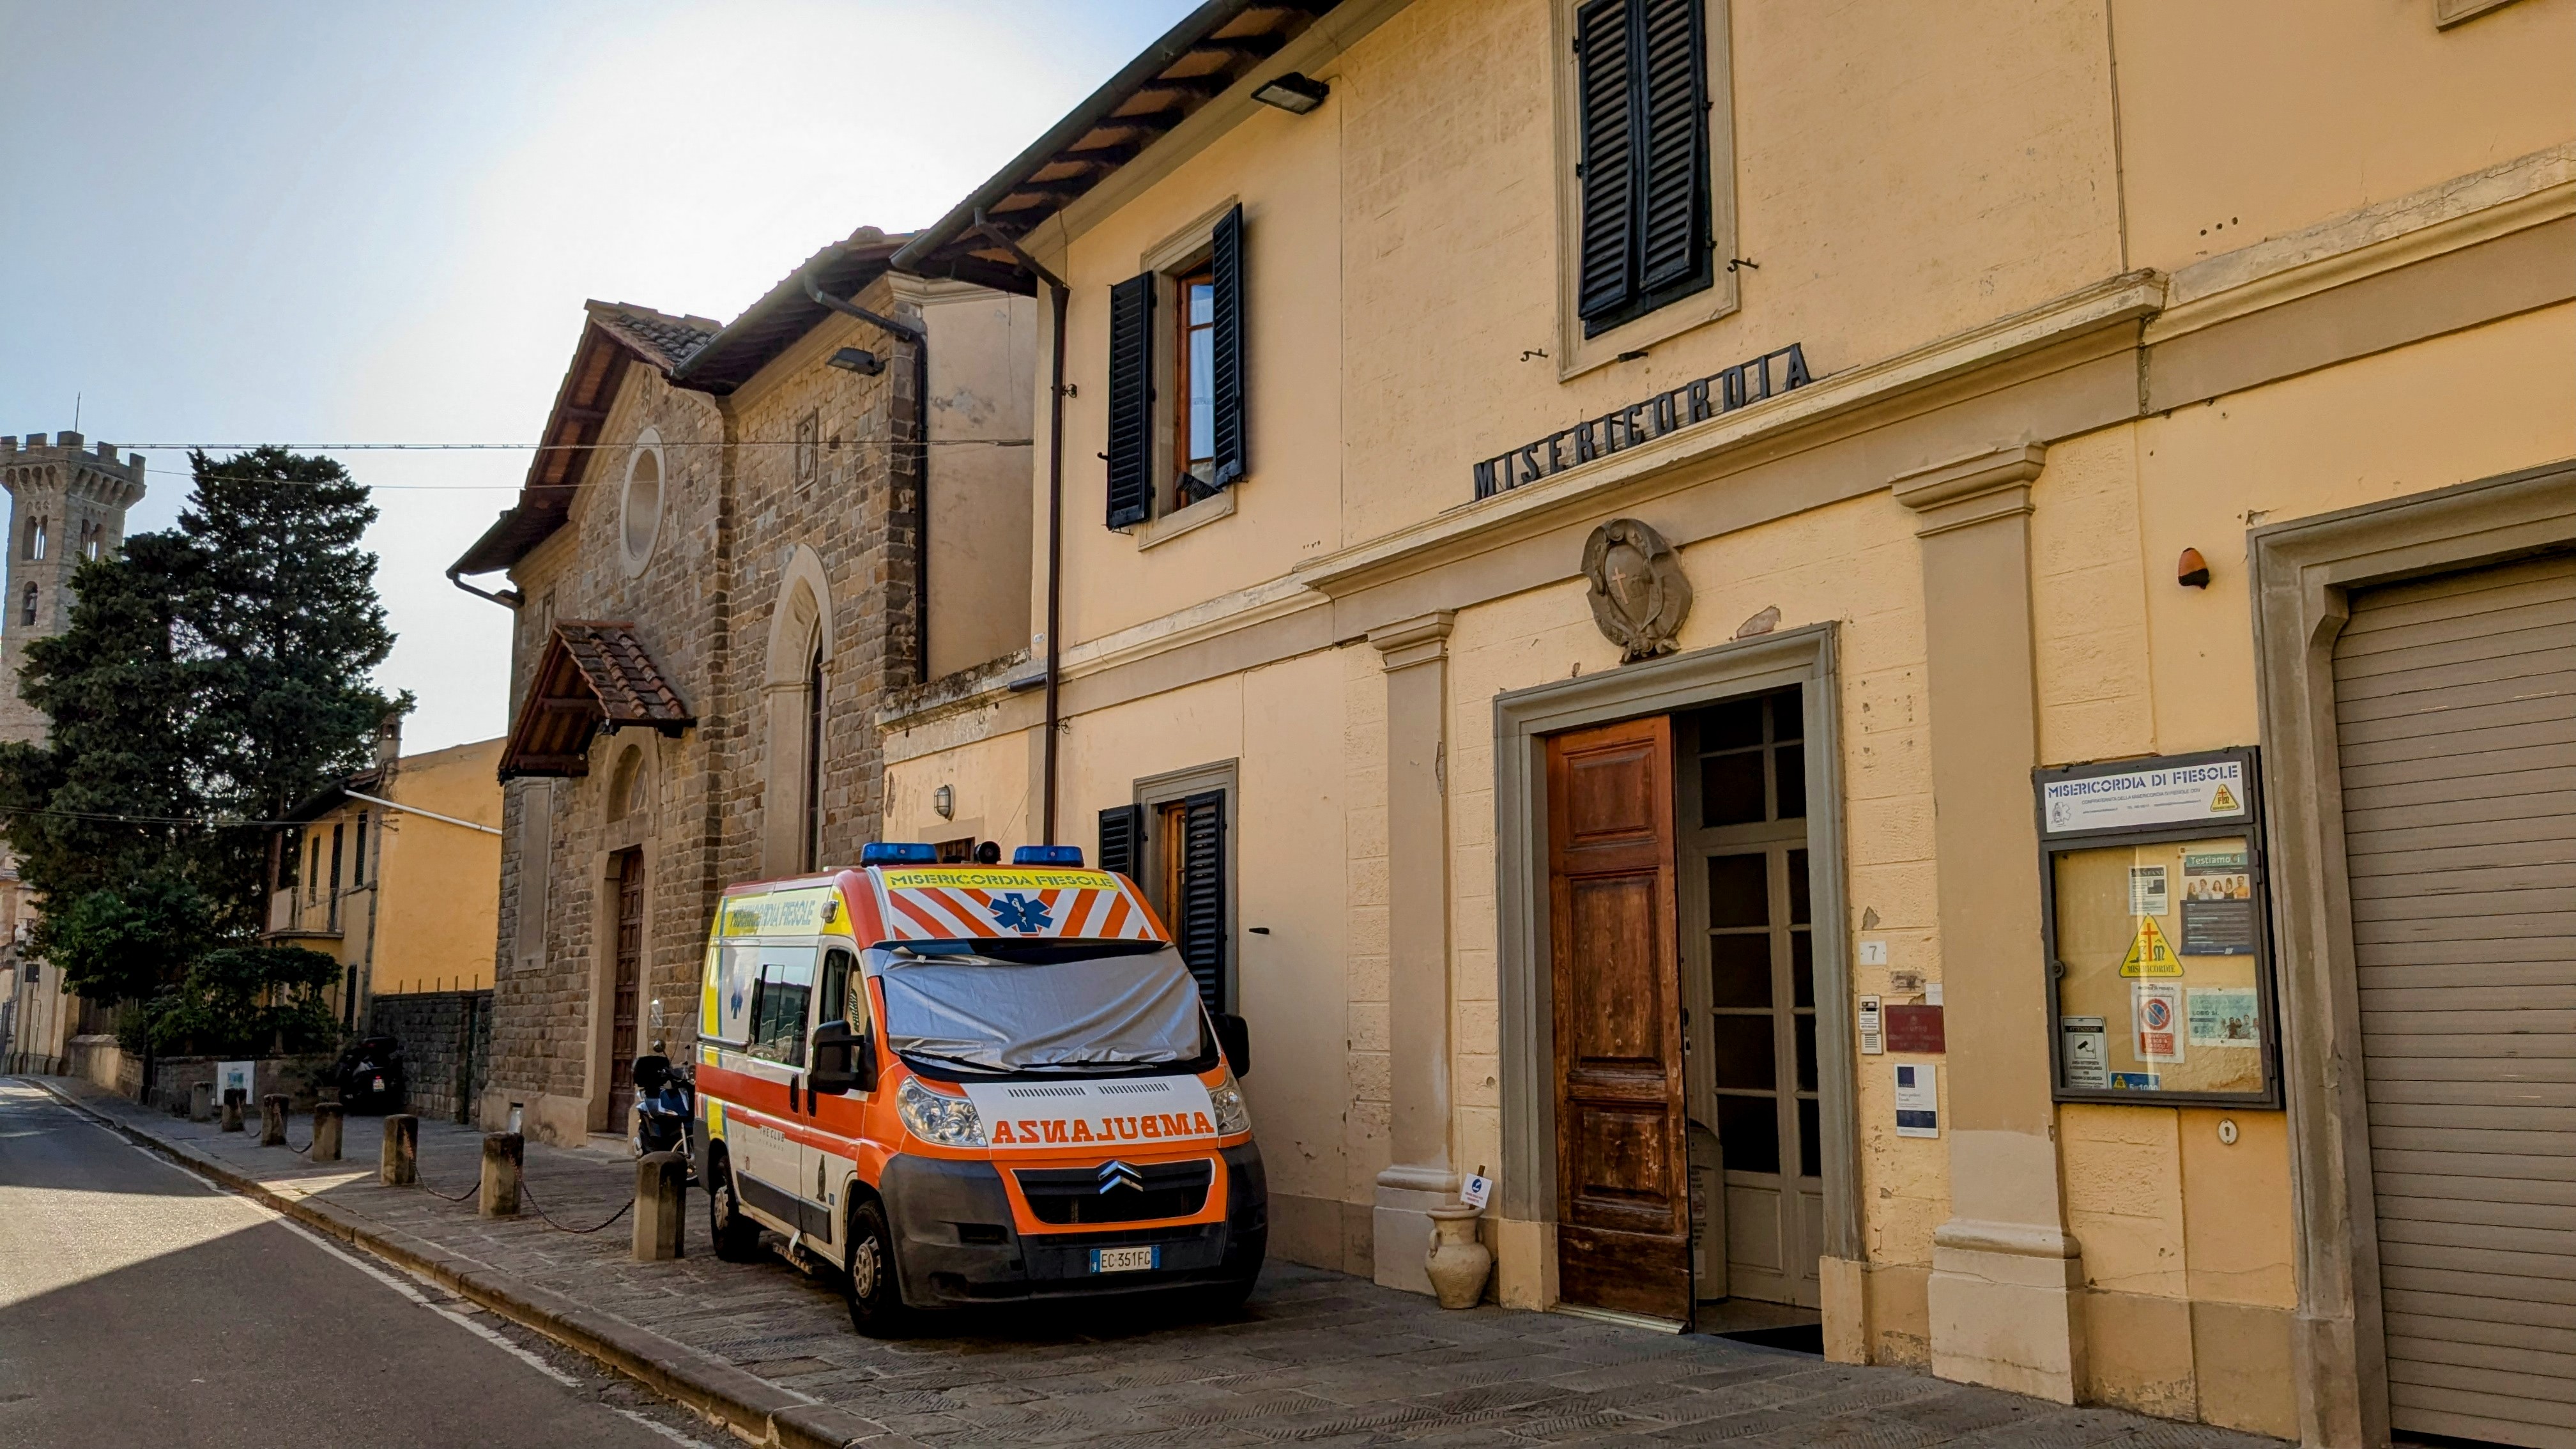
left=1712, top=1322, right=1823, bottom=1355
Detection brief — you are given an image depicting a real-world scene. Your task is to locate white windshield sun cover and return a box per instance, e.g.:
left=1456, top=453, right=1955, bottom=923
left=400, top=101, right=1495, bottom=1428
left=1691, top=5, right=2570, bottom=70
left=873, top=947, right=1207, bottom=1073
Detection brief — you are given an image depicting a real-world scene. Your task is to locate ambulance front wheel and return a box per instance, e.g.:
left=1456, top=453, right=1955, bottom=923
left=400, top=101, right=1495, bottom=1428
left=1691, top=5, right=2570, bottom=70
left=705, top=1149, right=763, bottom=1262
left=843, top=1197, right=913, bottom=1337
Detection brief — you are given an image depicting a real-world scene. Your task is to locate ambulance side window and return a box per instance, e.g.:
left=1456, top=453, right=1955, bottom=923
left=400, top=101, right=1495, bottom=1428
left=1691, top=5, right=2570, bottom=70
left=816, top=948, right=861, bottom=1032
left=746, top=949, right=814, bottom=1066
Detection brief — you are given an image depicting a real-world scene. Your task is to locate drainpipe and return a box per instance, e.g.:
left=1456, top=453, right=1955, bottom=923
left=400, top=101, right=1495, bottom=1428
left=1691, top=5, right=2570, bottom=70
left=445, top=567, right=521, bottom=609
left=967, top=211, right=1070, bottom=846
left=802, top=263, right=932, bottom=686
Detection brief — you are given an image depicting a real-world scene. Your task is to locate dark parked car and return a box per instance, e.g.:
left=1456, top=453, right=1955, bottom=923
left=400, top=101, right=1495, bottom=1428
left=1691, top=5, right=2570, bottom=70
left=332, top=1035, right=407, bottom=1114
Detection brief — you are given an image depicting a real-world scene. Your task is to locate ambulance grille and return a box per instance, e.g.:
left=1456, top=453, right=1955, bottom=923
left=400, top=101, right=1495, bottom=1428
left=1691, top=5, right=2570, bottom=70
left=1015, top=1160, right=1213, bottom=1225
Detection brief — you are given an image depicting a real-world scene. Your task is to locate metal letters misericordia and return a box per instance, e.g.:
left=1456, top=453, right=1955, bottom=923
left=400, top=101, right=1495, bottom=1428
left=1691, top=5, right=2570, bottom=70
left=1472, top=342, right=1814, bottom=501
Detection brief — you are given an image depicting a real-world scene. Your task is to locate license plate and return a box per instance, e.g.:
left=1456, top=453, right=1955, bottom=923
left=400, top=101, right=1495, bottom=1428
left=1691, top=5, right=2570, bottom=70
left=1089, top=1245, right=1158, bottom=1274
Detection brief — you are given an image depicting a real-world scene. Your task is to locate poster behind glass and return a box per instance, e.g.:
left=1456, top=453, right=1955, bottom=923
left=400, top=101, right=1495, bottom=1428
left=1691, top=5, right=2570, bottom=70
left=2051, top=834, right=2265, bottom=1096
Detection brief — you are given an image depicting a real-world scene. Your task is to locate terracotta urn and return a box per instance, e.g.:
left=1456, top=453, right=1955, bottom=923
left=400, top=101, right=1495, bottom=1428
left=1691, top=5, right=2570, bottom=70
left=1423, top=1204, right=1492, bottom=1309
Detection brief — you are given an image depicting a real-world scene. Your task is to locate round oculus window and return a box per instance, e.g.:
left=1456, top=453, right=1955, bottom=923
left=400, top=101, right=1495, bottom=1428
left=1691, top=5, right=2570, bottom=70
left=620, top=445, right=663, bottom=572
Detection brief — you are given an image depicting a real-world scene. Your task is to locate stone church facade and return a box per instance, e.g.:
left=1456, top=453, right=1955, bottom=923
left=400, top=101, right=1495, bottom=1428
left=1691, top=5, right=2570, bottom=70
left=448, top=231, right=1034, bottom=1144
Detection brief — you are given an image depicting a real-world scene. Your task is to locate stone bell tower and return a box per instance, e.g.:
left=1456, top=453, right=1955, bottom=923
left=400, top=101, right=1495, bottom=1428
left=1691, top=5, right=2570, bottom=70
left=0, top=432, right=148, bottom=745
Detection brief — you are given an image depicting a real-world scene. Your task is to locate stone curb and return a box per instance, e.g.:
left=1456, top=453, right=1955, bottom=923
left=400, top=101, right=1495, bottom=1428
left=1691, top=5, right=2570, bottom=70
left=33, top=1080, right=921, bottom=1449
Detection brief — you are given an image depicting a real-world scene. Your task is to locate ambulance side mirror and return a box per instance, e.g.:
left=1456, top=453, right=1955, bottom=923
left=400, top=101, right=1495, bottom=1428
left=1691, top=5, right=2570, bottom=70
left=1215, top=1013, right=1252, bottom=1077
left=810, top=1020, right=875, bottom=1094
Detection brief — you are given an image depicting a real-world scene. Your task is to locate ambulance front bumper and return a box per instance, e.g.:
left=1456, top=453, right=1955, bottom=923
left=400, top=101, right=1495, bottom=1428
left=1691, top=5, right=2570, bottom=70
left=880, top=1144, right=1266, bottom=1308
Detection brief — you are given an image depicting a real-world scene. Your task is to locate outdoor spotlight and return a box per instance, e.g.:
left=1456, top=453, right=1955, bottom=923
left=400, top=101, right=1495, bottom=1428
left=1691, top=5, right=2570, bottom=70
left=1252, top=72, right=1329, bottom=114
left=827, top=347, right=884, bottom=375
left=933, top=783, right=954, bottom=820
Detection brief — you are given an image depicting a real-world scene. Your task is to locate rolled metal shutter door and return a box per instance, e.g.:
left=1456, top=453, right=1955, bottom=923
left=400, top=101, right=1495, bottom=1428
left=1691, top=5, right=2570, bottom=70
left=2334, top=551, right=2576, bottom=1448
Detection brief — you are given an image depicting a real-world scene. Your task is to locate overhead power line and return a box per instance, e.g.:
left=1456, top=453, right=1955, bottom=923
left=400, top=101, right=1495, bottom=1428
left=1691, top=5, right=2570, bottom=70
left=112, top=440, right=1034, bottom=451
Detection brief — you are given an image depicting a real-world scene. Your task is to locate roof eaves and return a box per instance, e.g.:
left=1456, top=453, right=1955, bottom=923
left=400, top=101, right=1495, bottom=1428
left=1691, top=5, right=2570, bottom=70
left=890, top=0, right=1284, bottom=275
left=672, top=228, right=914, bottom=394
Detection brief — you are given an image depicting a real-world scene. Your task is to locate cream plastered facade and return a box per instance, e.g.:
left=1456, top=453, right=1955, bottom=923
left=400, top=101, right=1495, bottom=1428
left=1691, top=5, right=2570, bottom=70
left=272, top=738, right=505, bottom=1008
left=875, top=1, right=2575, bottom=1441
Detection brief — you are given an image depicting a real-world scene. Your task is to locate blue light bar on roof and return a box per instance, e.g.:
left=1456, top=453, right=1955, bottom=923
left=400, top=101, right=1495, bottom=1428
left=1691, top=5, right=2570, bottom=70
left=861, top=842, right=939, bottom=866
left=1012, top=845, right=1084, bottom=866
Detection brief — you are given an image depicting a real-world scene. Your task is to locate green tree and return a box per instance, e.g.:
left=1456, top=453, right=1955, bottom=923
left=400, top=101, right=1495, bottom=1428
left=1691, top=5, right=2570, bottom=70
left=145, top=944, right=342, bottom=1057
left=0, top=533, right=201, bottom=907
left=33, top=874, right=214, bottom=1006
left=0, top=448, right=404, bottom=1041
left=180, top=447, right=404, bottom=932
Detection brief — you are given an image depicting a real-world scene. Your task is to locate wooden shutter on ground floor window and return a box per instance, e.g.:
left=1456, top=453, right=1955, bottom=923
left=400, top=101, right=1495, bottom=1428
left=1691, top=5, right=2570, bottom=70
left=1574, top=0, right=1637, bottom=326
left=1105, top=273, right=1156, bottom=528
left=1176, top=790, right=1227, bottom=1009
left=1209, top=204, right=1247, bottom=488
left=1097, top=804, right=1146, bottom=880
left=1634, top=0, right=1708, bottom=296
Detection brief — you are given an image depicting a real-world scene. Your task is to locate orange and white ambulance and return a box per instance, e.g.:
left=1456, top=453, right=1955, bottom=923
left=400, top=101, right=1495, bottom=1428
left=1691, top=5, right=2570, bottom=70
left=688, top=843, right=1262, bottom=1333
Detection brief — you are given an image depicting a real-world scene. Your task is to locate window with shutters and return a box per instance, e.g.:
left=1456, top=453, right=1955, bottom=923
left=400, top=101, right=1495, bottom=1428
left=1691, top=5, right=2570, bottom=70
left=1103, top=760, right=1236, bottom=1011
left=1105, top=201, right=1248, bottom=534
left=1551, top=0, right=1738, bottom=377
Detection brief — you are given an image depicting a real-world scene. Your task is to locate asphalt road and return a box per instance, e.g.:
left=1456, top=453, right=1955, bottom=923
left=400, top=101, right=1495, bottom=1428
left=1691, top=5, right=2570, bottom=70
left=0, top=1078, right=710, bottom=1449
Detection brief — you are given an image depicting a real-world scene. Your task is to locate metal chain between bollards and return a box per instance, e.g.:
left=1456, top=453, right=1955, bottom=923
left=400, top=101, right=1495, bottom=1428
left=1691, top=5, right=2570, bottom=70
left=517, top=1174, right=634, bottom=1235
left=416, top=1172, right=480, bottom=1204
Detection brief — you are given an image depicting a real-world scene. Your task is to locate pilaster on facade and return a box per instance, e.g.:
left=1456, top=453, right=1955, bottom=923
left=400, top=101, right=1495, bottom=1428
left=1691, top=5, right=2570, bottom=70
left=1892, top=441, right=2087, bottom=1404
left=1364, top=611, right=1459, bottom=1296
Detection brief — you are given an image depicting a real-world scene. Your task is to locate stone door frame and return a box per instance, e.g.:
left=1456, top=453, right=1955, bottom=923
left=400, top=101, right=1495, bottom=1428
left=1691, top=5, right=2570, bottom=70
left=2248, top=456, right=2576, bottom=1449
left=1494, top=622, right=1862, bottom=1296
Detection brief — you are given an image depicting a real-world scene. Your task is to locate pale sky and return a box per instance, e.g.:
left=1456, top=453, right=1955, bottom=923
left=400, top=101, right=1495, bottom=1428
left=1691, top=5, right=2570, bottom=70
left=0, top=1, right=1192, bottom=751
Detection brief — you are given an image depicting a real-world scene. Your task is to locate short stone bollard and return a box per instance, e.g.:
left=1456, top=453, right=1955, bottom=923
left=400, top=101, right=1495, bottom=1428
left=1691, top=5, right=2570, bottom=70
left=259, top=1094, right=288, bottom=1146
left=632, top=1151, right=687, bottom=1262
left=220, top=1087, right=245, bottom=1132
left=479, top=1132, right=523, bottom=1218
left=310, top=1103, right=344, bottom=1162
left=380, top=1114, right=418, bottom=1186
left=188, top=1081, right=213, bottom=1123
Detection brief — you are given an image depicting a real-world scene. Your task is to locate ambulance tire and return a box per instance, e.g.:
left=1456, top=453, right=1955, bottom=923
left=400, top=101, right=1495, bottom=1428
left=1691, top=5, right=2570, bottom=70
left=706, top=1151, right=763, bottom=1262
left=842, top=1197, right=912, bottom=1337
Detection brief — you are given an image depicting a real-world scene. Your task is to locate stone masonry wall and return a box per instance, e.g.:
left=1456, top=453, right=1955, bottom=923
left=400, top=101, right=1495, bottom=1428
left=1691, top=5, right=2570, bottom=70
left=488, top=278, right=934, bottom=1141
left=371, top=990, right=493, bottom=1123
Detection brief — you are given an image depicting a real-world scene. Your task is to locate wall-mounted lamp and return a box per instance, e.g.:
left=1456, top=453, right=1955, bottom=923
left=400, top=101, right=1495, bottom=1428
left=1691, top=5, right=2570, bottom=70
left=827, top=347, right=884, bottom=376
left=1252, top=72, right=1330, bottom=114
left=2177, top=547, right=2212, bottom=588
left=933, top=784, right=954, bottom=820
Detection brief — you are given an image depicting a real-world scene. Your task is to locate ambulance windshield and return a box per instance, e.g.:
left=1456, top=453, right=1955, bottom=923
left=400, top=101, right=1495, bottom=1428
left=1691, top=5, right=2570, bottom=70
left=869, top=944, right=1210, bottom=1075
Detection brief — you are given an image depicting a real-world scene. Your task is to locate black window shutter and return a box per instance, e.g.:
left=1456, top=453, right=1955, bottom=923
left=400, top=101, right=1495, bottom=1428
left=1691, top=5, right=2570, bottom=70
left=1635, top=0, right=1708, bottom=295
left=1097, top=804, right=1146, bottom=880
left=1209, top=204, right=1248, bottom=488
left=1105, top=272, right=1156, bottom=528
left=1573, top=0, right=1637, bottom=325
left=1176, top=789, right=1226, bottom=1010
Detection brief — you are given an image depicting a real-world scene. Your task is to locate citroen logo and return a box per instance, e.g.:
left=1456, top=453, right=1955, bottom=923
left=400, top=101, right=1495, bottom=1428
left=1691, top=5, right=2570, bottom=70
left=1097, top=1160, right=1144, bottom=1194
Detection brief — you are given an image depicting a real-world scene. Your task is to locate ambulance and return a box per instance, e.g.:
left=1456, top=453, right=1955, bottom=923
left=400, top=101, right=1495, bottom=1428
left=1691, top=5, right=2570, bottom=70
left=688, top=843, right=1264, bottom=1333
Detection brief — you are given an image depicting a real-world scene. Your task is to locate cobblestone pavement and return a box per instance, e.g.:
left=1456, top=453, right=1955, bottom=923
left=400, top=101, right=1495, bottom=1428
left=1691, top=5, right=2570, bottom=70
left=45, top=1079, right=2283, bottom=1449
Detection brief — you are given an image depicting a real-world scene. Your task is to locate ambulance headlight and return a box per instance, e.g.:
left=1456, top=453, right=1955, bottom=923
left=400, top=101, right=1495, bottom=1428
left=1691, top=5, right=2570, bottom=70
left=1209, top=1071, right=1252, bottom=1137
left=897, top=1077, right=986, bottom=1147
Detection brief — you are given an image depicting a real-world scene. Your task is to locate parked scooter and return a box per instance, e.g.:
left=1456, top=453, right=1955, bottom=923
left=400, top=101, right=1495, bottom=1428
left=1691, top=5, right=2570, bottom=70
left=631, top=1052, right=694, bottom=1174
left=332, top=1035, right=408, bottom=1114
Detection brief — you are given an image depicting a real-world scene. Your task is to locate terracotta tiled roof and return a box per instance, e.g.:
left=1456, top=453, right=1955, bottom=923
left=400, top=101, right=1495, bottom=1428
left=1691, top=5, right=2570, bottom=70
left=497, top=623, right=694, bottom=779
left=588, top=302, right=720, bottom=373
